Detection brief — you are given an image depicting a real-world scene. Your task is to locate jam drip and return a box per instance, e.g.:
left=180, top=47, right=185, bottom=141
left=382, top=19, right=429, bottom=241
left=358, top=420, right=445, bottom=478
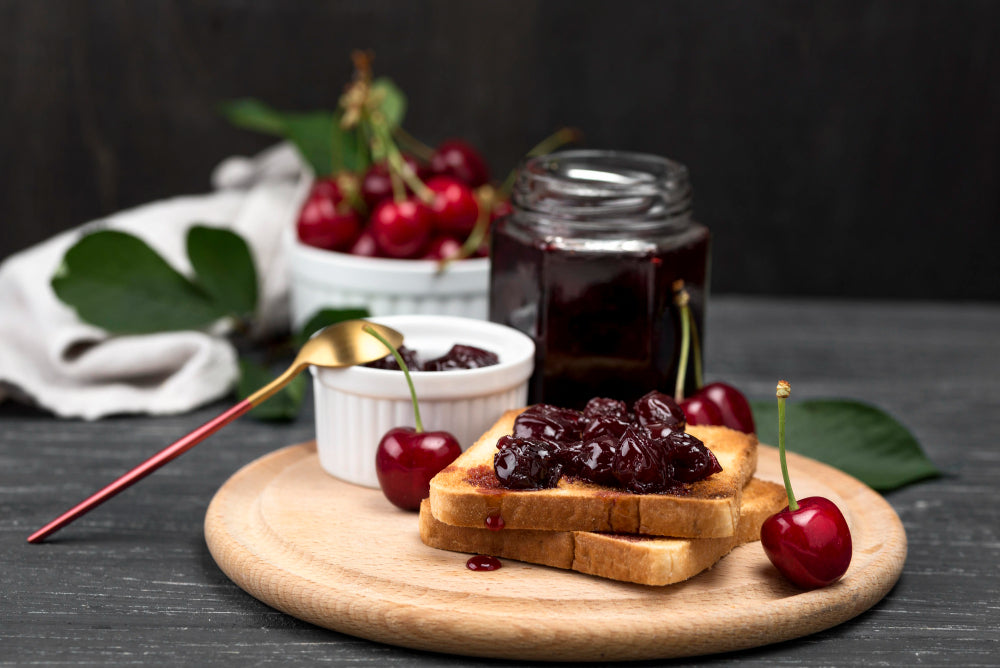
left=466, top=555, right=502, bottom=571
left=485, top=511, right=505, bottom=531
left=493, top=391, right=721, bottom=493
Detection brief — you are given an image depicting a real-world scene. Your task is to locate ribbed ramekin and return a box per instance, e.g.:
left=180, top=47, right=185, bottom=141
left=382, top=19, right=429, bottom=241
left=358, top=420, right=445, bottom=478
left=310, top=315, right=534, bottom=488
left=286, top=230, right=490, bottom=329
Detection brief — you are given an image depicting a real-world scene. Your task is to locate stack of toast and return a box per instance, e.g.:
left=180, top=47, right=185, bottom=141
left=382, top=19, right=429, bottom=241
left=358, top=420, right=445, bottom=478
left=420, top=409, right=787, bottom=586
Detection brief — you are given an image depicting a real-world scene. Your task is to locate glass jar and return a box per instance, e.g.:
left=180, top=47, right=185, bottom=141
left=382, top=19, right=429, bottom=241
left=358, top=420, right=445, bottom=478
left=489, top=150, right=710, bottom=409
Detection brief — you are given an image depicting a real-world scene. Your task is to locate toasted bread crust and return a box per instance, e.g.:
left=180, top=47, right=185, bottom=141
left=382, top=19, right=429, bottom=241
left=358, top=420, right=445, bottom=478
left=419, top=478, right=787, bottom=586
left=428, top=410, right=759, bottom=538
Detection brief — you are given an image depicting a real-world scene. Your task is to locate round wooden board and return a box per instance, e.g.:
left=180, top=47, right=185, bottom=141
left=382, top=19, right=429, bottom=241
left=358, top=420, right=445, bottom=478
left=204, top=442, right=906, bottom=662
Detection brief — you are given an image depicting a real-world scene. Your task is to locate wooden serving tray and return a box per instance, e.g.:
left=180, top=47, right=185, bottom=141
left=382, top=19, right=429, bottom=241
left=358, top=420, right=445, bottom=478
left=204, top=441, right=906, bottom=661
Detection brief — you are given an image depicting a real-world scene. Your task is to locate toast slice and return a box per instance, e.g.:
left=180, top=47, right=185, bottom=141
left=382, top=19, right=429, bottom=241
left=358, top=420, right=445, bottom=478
left=428, top=409, right=758, bottom=538
left=420, top=478, right=787, bottom=586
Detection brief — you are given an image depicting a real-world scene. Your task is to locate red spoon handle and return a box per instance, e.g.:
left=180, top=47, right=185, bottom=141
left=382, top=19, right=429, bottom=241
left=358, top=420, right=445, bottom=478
left=27, top=399, right=254, bottom=544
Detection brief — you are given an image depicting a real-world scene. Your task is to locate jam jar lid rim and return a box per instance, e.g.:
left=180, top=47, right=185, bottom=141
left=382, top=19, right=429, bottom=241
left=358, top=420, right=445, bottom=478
left=506, top=208, right=693, bottom=234
left=518, top=149, right=691, bottom=198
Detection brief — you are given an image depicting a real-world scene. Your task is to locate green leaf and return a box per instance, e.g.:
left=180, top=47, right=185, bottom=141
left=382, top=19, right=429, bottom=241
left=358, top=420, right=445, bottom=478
left=295, top=307, right=371, bottom=348
left=219, top=98, right=288, bottom=136
left=237, top=358, right=306, bottom=422
left=221, top=98, right=377, bottom=176
left=332, top=120, right=371, bottom=173
left=52, top=230, right=226, bottom=334
left=186, top=225, right=258, bottom=318
left=751, top=399, right=940, bottom=491
left=221, top=99, right=339, bottom=177
left=372, top=76, right=407, bottom=128
left=282, top=111, right=338, bottom=177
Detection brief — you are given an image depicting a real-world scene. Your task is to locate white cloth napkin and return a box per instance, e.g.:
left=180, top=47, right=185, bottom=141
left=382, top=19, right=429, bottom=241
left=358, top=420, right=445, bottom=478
left=0, top=143, right=308, bottom=419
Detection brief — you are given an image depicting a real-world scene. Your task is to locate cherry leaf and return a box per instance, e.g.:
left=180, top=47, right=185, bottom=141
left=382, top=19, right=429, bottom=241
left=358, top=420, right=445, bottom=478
left=51, top=230, right=226, bottom=334
left=186, top=225, right=258, bottom=318
left=222, top=97, right=380, bottom=177
left=218, top=98, right=287, bottom=136
left=372, top=76, right=407, bottom=128
left=281, top=111, right=338, bottom=177
left=332, top=119, right=371, bottom=173
left=751, top=399, right=940, bottom=491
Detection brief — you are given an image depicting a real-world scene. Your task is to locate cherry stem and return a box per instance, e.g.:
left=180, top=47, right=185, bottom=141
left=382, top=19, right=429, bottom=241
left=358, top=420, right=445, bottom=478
left=673, top=282, right=691, bottom=403
left=527, top=127, right=583, bottom=157
left=383, top=126, right=432, bottom=202
left=499, top=127, right=583, bottom=196
left=393, top=153, right=432, bottom=202
left=364, top=325, right=424, bottom=433
left=336, top=173, right=368, bottom=215
left=369, top=124, right=406, bottom=202
left=776, top=380, right=798, bottom=511
left=364, top=109, right=432, bottom=204
left=393, top=126, right=435, bottom=162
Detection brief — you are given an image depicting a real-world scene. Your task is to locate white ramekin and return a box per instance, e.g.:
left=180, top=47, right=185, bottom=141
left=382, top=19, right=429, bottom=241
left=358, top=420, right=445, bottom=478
left=310, top=315, right=534, bottom=488
left=286, top=229, right=490, bottom=329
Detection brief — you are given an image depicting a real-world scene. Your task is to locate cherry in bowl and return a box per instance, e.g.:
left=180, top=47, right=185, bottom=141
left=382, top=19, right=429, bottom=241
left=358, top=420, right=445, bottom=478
left=296, top=181, right=361, bottom=252
left=429, top=139, right=490, bottom=188
left=426, top=176, right=480, bottom=237
left=370, top=198, right=433, bottom=259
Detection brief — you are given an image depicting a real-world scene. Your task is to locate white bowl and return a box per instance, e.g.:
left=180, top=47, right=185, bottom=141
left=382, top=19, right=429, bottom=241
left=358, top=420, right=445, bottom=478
left=311, top=315, right=534, bottom=488
left=286, top=229, right=490, bottom=329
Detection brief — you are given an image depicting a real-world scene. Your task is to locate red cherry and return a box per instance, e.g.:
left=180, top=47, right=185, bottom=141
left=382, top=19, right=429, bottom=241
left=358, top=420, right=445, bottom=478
left=296, top=187, right=361, bottom=251
left=426, top=176, right=480, bottom=237
left=360, top=163, right=393, bottom=209
left=375, top=427, right=462, bottom=511
left=310, top=177, right=342, bottom=200
left=348, top=229, right=381, bottom=257
left=429, top=139, right=490, bottom=188
left=694, top=382, right=756, bottom=433
left=762, top=380, right=852, bottom=589
left=360, top=156, right=426, bottom=209
left=370, top=199, right=432, bottom=258
left=422, top=235, right=464, bottom=261
left=761, top=496, right=853, bottom=589
left=679, top=394, right=723, bottom=426
left=365, top=325, right=463, bottom=511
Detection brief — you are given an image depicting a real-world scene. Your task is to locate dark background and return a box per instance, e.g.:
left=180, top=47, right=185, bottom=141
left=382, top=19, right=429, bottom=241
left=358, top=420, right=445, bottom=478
left=2, top=0, right=998, bottom=300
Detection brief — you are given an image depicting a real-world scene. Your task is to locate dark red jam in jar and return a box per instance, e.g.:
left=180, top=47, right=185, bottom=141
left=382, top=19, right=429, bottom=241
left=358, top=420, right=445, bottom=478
left=489, top=151, right=709, bottom=409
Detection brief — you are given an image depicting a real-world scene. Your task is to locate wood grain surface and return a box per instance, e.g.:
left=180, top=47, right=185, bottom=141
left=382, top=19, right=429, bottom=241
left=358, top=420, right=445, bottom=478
left=4, top=298, right=999, bottom=666
left=204, top=441, right=905, bottom=661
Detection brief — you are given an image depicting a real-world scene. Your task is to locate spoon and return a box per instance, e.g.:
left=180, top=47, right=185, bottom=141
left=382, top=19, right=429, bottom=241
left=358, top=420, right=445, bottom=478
left=27, top=320, right=403, bottom=544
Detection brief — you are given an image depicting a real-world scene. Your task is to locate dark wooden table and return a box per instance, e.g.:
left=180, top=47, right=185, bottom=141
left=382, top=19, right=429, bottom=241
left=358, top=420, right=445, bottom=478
left=2, top=297, right=998, bottom=666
